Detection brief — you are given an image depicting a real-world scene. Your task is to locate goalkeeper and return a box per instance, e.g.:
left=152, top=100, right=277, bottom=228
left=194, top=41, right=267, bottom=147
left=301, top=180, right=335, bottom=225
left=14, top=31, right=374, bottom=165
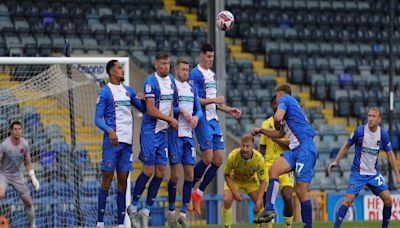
left=0, top=120, right=40, bottom=228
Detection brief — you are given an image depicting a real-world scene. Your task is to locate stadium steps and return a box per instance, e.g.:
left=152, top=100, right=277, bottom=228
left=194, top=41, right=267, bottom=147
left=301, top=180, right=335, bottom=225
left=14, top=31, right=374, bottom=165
left=163, top=0, right=188, bottom=12
left=0, top=81, right=18, bottom=87
left=0, top=73, right=10, bottom=81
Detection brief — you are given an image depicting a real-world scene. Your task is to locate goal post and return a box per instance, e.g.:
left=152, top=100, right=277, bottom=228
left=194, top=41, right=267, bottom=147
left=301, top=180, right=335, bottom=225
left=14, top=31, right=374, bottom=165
left=0, top=57, right=132, bottom=227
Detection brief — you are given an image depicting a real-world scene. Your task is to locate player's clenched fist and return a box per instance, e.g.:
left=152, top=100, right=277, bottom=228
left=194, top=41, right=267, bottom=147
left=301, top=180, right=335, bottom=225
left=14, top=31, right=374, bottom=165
left=107, top=128, right=118, bottom=146
left=250, top=127, right=261, bottom=136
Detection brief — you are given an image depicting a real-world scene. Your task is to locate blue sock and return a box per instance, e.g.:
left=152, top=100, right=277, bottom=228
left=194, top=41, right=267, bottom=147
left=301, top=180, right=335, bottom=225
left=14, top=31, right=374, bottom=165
left=199, top=163, right=219, bottom=191
left=117, top=191, right=126, bottom=225
left=193, top=160, right=208, bottom=187
left=382, top=206, right=392, bottom=228
left=145, top=176, right=163, bottom=209
left=301, top=200, right=312, bottom=228
left=265, top=178, right=279, bottom=210
left=132, top=172, right=150, bottom=205
left=97, top=188, right=108, bottom=222
left=182, top=180, right=193, bottom=213
left=334, top=205, right=348, bottom=228
left=168, top=180, right=177, bottom=211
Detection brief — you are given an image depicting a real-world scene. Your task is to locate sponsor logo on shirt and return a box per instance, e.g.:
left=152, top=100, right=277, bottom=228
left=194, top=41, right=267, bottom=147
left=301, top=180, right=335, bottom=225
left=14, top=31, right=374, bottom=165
left=178, top=96, right=194, bottom=103
left=114, top=100, right=131, bottom=107
left=205, top=82, right=217, bottom=89
left=361, top=147, right=379, bottom=155
left=160, top=94, right=173, bottom=100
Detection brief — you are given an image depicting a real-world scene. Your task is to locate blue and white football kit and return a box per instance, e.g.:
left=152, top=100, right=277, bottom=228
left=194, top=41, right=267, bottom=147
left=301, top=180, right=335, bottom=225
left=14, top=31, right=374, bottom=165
left=188, top=65, right=224, bottom=151
left=346, top=125, right=392, bottom=196
left=139, top=73, right=175, bottom=165
left=278, top=96, right=317, bottom=183
left=95, top=82, right=145, bottom=171
left=263, top=95, right=316, bottom=228
left=169, top=79, right=203, bottom=165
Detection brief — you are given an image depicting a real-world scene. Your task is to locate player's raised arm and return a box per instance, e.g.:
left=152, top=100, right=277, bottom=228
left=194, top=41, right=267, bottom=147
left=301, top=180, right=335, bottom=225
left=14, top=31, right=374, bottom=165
left=251, top=126, right=285, bottom=139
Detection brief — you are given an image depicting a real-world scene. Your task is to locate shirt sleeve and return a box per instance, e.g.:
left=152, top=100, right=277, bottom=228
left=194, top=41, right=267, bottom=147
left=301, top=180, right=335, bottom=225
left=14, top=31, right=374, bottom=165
left=257, top=156, right=268, bottom=181
left=144, top=77, right=156, bottom=99
left=94, top=89, right=111, bottom=132
left=128, top=87, right=146, bottom=113
left=347, top=127, right=361, bottom=146
left=193, top=88, right=203, bottom=119
left=224, top=153, right=233, bottom=175
left=381, top=129, right=393, bottom=153
left=277, top=96, right=289, bottom=112
left=188, top=70, right=205, bottom=99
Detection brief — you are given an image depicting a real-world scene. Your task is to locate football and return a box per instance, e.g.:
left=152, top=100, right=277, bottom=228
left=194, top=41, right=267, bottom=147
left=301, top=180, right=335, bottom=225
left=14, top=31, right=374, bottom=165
left=216, top=10, right=235, bottom=31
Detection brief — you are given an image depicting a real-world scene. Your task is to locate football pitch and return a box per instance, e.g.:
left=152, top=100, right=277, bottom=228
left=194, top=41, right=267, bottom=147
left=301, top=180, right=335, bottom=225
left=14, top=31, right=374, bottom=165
left=187, top=221, right=400, bottom=228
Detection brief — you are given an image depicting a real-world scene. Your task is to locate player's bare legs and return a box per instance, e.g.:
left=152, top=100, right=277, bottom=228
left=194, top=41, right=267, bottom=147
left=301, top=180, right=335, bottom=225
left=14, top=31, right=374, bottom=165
left=379, top=190, right=392, bottom=228
left=281, top=186, right=294, bottom=227
left=191, top=149, right=224, bottom=215
left=21, top=195, right=36, bottom=228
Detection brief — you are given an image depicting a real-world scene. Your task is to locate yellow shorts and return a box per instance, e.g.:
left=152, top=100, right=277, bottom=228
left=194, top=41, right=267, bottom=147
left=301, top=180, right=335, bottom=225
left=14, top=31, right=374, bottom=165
left=265, top=163, right=295, bottom=191
left=223, top=176, right=260, bottom=194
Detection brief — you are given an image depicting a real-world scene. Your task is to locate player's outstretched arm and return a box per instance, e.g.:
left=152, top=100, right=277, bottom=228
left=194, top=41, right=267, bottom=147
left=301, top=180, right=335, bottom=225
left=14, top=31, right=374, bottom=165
left=251, top=127, right=285, bottom=139
left=217, top=104, right=241, bottom=119
left=24, top=152, right=40, bottom=191
left=387, top=151, right=400, bottom=184
left=130, top=90, right=146, bottom=113
left=328, top=142, right=350, bottom=173
left=199, top=96, right=225, bottom=106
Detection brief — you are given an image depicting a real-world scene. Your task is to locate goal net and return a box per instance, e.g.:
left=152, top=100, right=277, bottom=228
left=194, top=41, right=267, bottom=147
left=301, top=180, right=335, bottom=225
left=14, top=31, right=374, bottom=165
left=0, top=58, right=129, bottom=227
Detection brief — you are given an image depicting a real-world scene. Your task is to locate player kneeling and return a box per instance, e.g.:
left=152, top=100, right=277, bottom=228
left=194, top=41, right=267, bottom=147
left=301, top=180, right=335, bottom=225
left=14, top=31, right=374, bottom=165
left=223, top=134, right=267, bottom=228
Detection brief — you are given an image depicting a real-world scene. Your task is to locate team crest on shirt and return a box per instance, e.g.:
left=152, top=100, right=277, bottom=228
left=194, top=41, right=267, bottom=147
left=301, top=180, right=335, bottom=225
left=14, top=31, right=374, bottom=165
left=251, top=165, right=257, bottom=172
left=145, top=84, right=151, bottom=93
left=20, top=148, right=24, bottom=154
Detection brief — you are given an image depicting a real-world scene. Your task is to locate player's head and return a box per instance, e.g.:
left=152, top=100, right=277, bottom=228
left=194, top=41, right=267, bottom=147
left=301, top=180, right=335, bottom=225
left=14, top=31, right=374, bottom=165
left=199, top=43, right=214, bottom=69
left=174, top=57, right=190, bottom=82
left=154, top=51, right=170, bottom=77
left=10, top=120, right=23, bottom=139
left=240, top=134, right=254, bottom=160
left=367, top=107, right=381, bottom=129
left=106, top=60, right=124, bottom=82
left=274, top=83, right=292, bottom=103
left=271, top=95, right=277, bottom=113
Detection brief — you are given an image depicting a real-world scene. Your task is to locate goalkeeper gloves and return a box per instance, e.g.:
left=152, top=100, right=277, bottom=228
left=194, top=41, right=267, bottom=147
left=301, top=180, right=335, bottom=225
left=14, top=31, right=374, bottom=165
left=28, top=170, right=40, bottom=191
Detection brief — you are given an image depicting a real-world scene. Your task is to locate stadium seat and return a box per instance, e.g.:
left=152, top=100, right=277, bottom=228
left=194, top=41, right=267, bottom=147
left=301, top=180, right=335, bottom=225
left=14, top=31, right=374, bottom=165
left=334, top=90, right=351, bottom=117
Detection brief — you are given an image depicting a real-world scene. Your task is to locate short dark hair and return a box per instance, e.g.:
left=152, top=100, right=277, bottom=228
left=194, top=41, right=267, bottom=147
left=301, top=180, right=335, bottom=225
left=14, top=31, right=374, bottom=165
left=271, top=95, right=276, bottom=105
left=155, top=51, right=169, bottom=61
left=175, top=57, right=189, bottom=67
left=275, top=83, right=292, bottom=95
left=200, top=43, right=214, bottom=53
left=106, top=60, right=118, bottom=75
left=10, top=120, right=22, bottom=130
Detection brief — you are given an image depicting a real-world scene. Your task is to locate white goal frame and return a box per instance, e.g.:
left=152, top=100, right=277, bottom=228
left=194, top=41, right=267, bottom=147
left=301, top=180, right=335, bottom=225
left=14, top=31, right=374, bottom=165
left=0, top=57, right=132, bottom=227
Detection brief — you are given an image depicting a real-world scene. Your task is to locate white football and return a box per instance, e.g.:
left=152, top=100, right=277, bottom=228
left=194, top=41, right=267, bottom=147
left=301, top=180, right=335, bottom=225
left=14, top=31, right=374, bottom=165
left=216, top=10, right=235, bottom=31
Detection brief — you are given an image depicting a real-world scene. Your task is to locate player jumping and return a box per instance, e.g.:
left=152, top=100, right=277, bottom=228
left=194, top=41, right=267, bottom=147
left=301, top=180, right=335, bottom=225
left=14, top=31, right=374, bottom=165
left=258, top=96, right=294, bottom=228
left=188, top=43, right=241, bottom=215
left=95, top=60, right=145, bottom=228
left=328, top=107, right=400, bottom=228
left=167, top=57, right=203, bottom=228
left=251, top=83, right=316, bottom=228
left=0, top=120, right=40, bottom=228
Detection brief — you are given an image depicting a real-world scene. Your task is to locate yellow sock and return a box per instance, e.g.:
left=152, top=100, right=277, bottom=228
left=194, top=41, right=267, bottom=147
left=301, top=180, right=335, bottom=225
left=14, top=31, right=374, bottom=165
left=222, top=207, right=232, bottom=226
left=264, top=222, right=272, bottom=228
left=283, top=216, right=293, bottom=228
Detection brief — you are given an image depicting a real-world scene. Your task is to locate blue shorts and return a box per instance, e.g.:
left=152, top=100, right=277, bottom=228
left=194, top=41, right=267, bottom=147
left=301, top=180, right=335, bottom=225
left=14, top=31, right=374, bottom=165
left=194, top=117, right=224, bottom=151
left=102, top=140, right=132, bottom=172
left=168, top=129, right=196, bottom=165
left=282, top=138, right=316, bottom=183
left=346, top=172, right=388, bottom=196
left=139, top=130, right=168, bottom=165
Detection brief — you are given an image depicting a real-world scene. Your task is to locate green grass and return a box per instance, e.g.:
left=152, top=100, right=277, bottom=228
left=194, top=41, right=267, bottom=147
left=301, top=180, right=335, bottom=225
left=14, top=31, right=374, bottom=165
left=188, top=221, right=400, bottom=228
